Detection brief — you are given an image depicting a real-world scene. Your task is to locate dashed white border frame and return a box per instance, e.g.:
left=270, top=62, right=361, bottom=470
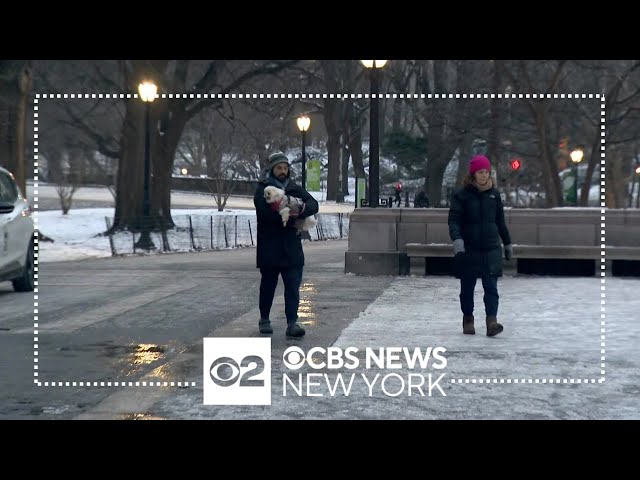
left=35, top=93, right=603, bottom=100
left=33, top=92, right=605, bottom=387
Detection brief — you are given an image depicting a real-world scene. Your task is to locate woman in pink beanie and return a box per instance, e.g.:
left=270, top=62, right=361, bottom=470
left=447, top=155, right=512, bottom=336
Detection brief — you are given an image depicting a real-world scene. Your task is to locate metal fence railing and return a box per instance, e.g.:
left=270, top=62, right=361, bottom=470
left=105, top=213, right=350, bottom=256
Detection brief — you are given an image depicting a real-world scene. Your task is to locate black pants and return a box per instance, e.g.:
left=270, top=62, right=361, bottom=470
left=459, top=275, right=499, bottom=317
left=395, top=193, right=402, bottom=206
left=259, top=266, right=304, bottom=324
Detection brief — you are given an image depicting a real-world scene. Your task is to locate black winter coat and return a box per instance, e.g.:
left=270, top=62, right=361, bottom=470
left=254, top=178, right=319, bottom=269
left=448, top=184, right=511, bottom=278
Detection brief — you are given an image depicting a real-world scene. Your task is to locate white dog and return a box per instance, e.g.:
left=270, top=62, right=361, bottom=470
left=264, top=185, right=317, bottom=232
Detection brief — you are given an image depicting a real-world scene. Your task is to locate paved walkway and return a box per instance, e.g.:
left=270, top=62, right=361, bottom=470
left=78, top=273, right=640, bottom=420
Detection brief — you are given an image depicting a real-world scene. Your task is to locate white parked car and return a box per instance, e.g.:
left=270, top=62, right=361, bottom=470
left=0, top=166, right=35, bottom=292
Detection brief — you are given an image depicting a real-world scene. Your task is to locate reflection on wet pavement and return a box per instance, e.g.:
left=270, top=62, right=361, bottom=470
left=102, top=343, right=167, bottom=377
left=148, top=363, right=178, bottom=382
left=121, top=412, right=168, bottom=420
left=298, top=282, right=318, bottom=326
left=131, top=344, right=164, bottom=365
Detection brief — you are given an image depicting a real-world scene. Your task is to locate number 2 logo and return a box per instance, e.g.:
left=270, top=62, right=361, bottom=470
left=209, top=355, right=265, bottom=387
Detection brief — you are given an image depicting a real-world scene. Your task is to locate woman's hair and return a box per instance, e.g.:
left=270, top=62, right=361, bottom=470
left=462, top=173, right=475, bottom=187
left=463, top=171, right=498, bottom=190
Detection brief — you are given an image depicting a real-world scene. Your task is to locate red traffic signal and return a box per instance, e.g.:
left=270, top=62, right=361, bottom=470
left=510, top=159, right=522, bottom=171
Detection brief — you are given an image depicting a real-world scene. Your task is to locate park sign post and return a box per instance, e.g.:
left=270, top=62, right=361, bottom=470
left=306, top=159, right=321, bottom=192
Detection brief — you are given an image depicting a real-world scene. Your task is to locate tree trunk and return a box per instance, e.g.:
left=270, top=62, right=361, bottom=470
left=47, top=147, right=63, bottom=183
left=111, top=99, right=183, bottom=232
left=0, top=106, right=13, bottom=173
left=68, top=147, right=85, bottom=183
left=604, top=152, right=626, bottom=208
left=342, top=96, right=366, bottom=180
left=156, top=99, right=186, bottom=226
left=392, top=97, right=402, bottom=132
left=341, top=140, right=350, bottom=197
left=611, top=151, right=628, bottom=208
left=0, top=61, right=31, bottom=194
left=320, top=61, right=345, bottom=201
left=348, top=128, right=365, bottom=179
left=111, top=102, right=145, bottom=231
left=457, top=132, right=474, bottom=187
left=14, top=63, right=31, bottom=194
left=580, top=135, right=601, bottom=206
left=323, top=97, right=342, bottom=201
left=487, top=62, right=501, bottom=167
left=422, top=60, right=469, bottom=207
left=426, top=152, right=450, bottom=207
left=325, top=130, right=341, bottom=201
left=535, top=107, right=563, bottom=207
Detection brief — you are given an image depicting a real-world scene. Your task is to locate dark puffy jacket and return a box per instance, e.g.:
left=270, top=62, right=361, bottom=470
left=254, top=178, right=319, bottom=269
left=448, top=184, right=511, bottom=278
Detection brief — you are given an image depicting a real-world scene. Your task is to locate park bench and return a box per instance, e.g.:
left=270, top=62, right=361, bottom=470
left=405, top=243, right=640, bottom=276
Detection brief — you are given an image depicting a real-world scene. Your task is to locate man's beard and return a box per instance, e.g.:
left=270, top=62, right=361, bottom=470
left=277, top=174, right=287, bottom=181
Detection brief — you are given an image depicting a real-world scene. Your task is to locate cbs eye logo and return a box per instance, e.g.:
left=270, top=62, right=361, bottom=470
left=209, top=355, right=265, bottom=387
left=282, top=346, right=306, bottom=370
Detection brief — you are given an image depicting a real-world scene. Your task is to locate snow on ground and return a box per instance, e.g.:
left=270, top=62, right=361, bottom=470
left=35, top=206, right=349, bottom=263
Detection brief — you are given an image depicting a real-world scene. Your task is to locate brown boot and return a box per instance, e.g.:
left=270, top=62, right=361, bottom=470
left=486, top=315, right=503, bottom=337
left=462, top=315, right=475, bottom=335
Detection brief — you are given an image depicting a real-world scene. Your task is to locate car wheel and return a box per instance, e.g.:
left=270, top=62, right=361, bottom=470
left=12, top=240, right=34, bottom=292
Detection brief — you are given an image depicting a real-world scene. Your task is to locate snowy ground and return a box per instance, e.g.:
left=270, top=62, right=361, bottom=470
left=34, top=207, right=349, bottom=263
left=29, top=179, right=355, bottom=263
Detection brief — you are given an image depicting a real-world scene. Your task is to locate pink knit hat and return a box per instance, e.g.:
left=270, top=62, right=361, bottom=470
left=469, top=155, right=491, bottom=175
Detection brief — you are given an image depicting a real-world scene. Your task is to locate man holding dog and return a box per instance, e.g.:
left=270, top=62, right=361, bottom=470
left=253, top=151, right=319, bottom=337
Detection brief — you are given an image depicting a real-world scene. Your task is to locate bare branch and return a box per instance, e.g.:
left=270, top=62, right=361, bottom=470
left=173, top=60, right=189, bottom=92
left=185, top=60, right=300, bottom=120
left=58, top=105, right=120, bottom=159
left=192, top=61, right=224, bottom=92
left=91, top=62, right=124, bottom=92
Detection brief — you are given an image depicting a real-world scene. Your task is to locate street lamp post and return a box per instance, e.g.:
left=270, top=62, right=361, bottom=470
left=635, top=165, right=640, bottom=208
left=570, top=148, right=584, bottom=206
left=361, top=60, right=388, bottom=208
left=296, top=115, right=311, bottom=189
left=136, top=81, right=157, bottom=250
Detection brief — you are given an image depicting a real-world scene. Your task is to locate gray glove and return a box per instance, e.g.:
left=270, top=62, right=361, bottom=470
left=453, top=239, right=465, bottom=255
left=504, top=244, right=513, bottom=261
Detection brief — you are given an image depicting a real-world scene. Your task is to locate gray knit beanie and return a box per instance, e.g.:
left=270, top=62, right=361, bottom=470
left=267, top=152, right=290, bottom=171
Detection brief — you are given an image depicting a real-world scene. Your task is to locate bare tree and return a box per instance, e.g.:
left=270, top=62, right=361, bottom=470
left=410, top=60, right=480, bottom=206
left=56, top=183, right=77, bottom=215
left=597, top=61, right=640, bottom=207
left=36, top=60, right=301, bottom=233
left=495, top=60, right=572, bottom=207
left=202, top=112, right=242, bottom=212
left=318, top=60, right=370, bottom=201
left=46, top=145, right=85, bottom=214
